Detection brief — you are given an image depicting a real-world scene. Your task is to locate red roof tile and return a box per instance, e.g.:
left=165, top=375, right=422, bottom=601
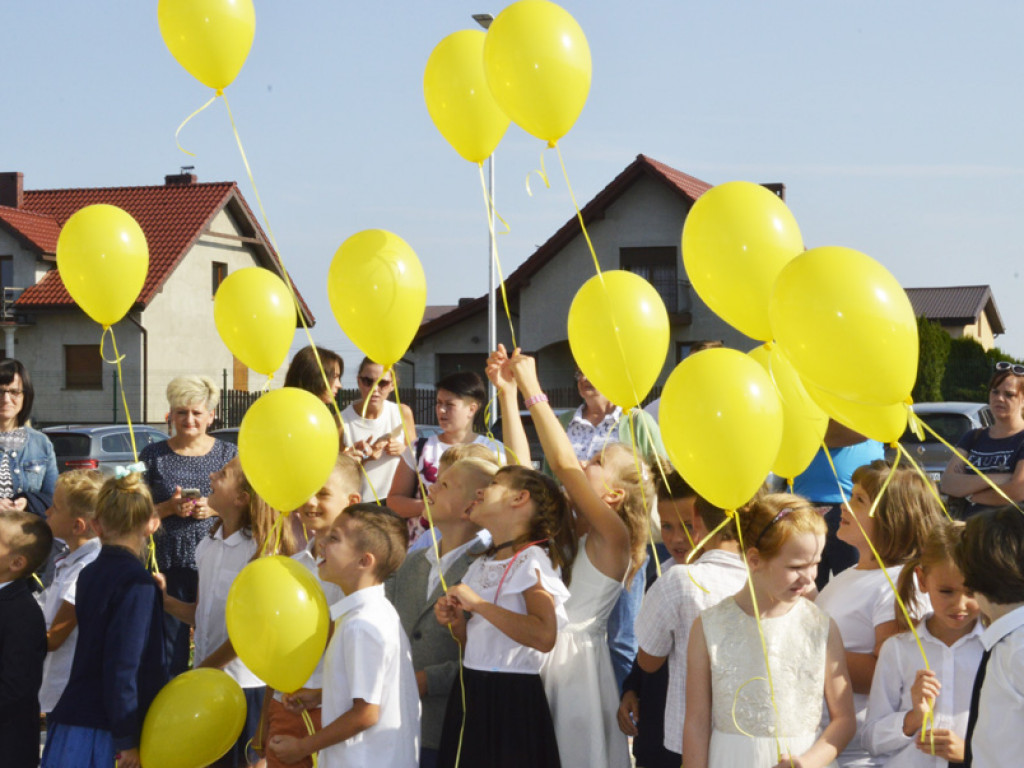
left=0, top=205, right=61, bottom=254
left=6, top=180, right=313, bottom=323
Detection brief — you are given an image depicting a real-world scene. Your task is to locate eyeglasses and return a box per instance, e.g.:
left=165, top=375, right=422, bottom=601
left=995, top=361, right=1024, bottom=376
left=0, top=388, right=23, bottom=400
left=358, top=376, right=393, bottom=390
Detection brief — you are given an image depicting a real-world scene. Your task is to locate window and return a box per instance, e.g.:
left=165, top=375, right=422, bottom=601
left=620, top=247, right=679, bottom=312
left=0, top=256, right=12, bottom=320
left=65, top=345, right=103, bottom=390
left=212, top=262, right=227, bottom=297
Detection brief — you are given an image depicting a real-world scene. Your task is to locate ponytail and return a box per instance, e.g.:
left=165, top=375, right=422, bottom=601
left=894, top=555, right=924, bottom=631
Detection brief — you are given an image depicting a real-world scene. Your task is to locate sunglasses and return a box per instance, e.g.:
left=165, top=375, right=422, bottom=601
left=358, top=376, right=393, bottom=390
left=996, top=361, right=1024, bottom=376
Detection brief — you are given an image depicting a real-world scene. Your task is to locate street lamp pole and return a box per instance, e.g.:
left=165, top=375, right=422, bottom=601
left=474, top=13, right=498, bottom=428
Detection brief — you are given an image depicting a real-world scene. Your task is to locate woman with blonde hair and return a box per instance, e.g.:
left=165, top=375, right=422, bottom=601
left=140, top=374, right=237, bottom=675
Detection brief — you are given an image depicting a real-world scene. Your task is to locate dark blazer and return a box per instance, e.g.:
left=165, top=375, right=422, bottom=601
left=0, top=578, right=47, bottom=768
left=385, top=539, right=482, bottom=750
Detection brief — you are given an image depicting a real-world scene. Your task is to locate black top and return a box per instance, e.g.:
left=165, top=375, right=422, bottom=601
left=0, top=578, right=47, bottom=768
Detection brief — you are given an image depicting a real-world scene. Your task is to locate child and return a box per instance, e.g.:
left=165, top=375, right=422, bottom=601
left=433, top=465, right=572, bottom=767
left=683, top=494, right=856, bottom=768
left=386, top=456, right=496, bottom=768
left=816, top=461, right=941, bottom=768
left=499, top=347, right=649, bottom=768
left=162, top=457, right=292, bottom=768
left=863, top=520, right=983, bottom=766
left=42, top=472, right=166, bottom=768
left=629, top=492, right=750, bottom=766
left=39, top=469, right=103, bottom=716
left=0, top=509, right=52, bottom=768
left=267, top=503, right=420, bottom=767
left=953, top=505, right=1024, bottom=768
left=262, top=454, right=361, bottom=768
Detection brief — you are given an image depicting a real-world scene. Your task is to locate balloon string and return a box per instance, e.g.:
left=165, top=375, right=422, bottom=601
left=353, top=374, right=387, bottom=505
left=734, top=515, right=786, bottom=762
left=476, top=162, right=517, bottom=350
left=524, top=150, right=551, bottom=198
left=174, top=92, right=219, bottom=157
left=217, top=93, right=349, bottom=442
left=300, top=709, right=319, bottom=768
left=894, top=441, right=951, bottom=522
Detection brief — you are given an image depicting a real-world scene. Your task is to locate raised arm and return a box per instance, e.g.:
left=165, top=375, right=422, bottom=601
left=487, top=345, right=531, bottom=467
left=508, top=353, right=630, bottom=580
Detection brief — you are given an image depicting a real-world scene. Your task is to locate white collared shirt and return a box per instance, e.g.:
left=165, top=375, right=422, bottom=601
left=970, top=604, right=1024, bottom=768
left=863, top=616, right=984, bottom=766
left=38, top=537, right=102, bottom=712
left=321, top=584, right=419, bottom=768
left=636, top=549, right=749, bottom=753
left=423, top=530, right=490, bottom=602
left=194, top=527, right=262, bottom=688
left=566, top=404, right=624, bottom=462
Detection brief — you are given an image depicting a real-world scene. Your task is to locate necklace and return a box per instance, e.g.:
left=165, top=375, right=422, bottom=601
left=486, top=537, right=524, bottom=558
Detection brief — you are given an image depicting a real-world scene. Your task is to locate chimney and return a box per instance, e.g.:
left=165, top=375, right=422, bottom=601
left=164, top=172, right=197, bottom=186
left=0, top=172, right=24, bottom=208
left=760, top=182, right=786, bottom=201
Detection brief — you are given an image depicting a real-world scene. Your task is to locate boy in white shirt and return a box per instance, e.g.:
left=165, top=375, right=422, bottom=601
left=268, top=503, right=420, bottom=768
left=634, top=495, right=749, bottom=760
left=39, top=469, right=103, bottom=715
left=955, top=505, right=1024, bottom=768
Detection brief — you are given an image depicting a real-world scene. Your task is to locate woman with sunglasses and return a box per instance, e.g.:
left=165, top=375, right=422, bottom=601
left=341, top=358, right=416, bottom=503
left=940, top=361, right=1024, bottom=518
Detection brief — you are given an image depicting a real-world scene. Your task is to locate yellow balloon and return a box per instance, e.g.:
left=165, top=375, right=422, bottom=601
left=140, top=668, right=246, bottom=768
left=483, top=0, right=591, bottom=145
left=158, top=0, right=255, bottom=90
left=805, top=381, right=908, bottom=444
left=660, top=348, right=783, bottom=510
left=749, top=345, right=829, bottom=481
left=769, top=246, right=918, bottom=406
left=238, top=387, right=340, bottom=513
left=226, top=556, right=331, bottom=694
left=56, top=204, right=149, bottom=328
left=214, top=267, right=296, bottom=376
left=682, top=182, right=803, bottom=341
left=424, top=30, right=511, bottom=164
left=328, top=230, right=426, bottom=370
left=567, top=270, right=669, bottom=409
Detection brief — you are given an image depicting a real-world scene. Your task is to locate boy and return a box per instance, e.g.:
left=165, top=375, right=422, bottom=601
left=261, top=454, right=362, bottom=768
left=39, top=470, right=103, bottom=715
left=268, top=503, right=419, bottom=768
left=954, top=505, right=1024, bottom=768
left=386, top=457, right=496, bottom=768
left=0, top=509, right=54, bottom=768
left=632, top=495, right=748, bottom=763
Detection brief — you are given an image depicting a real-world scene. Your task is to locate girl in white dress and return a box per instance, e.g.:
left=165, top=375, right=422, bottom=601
left=433, top=464, right=573, bottom=767
left=684, top=494, right=856, bottom=768
left=863, top=520, right=983, bottom=766
left=815, top=463, right=942, bottom=768
left=491, top=348, right=650, bottom=768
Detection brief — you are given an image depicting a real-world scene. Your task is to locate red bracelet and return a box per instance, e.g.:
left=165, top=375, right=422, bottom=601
left=523, top=393, right=549, bottom=408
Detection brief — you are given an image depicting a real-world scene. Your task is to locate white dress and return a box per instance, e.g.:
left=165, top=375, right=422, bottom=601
left=703, top=596, right=835, bottom=768
left=541, top=537, right=631, bottom=768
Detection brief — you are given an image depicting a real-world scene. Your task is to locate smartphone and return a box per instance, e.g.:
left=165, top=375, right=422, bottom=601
left=181, top=488, right=201, bottom=500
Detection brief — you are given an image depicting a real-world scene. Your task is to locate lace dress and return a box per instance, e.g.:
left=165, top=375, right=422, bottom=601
left=702, top=596, right=835, bottom=768
left=540, top=537, right=631, bottom=768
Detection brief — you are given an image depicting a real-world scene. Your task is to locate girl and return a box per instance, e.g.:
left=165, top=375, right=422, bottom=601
left=495, top=347, right=650, bottom=768
left=163, top=457, right=293, bottom=768
left=815, top=462, right=942, bottom=768
left=41, top=472, right=167, bottom=768
left=683, top=494, right=856, bottom=768
left=433, top=465, right=573, bottom=768
left=341, top=357, right=416, bottom=502
left=863, top=520, right=983, bottom=766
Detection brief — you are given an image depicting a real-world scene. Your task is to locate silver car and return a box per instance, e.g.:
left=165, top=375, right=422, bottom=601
left=885, top=402, right=994, bottom=482
left=43, top=424, right=169, bottom=474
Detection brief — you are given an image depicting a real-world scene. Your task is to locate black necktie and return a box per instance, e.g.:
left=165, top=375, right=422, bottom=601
left=960, top=647, right=992, bottom=768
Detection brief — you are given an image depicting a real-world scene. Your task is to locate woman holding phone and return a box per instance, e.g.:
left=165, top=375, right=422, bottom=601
left=141, top=375, right=237, bottom=675
left=341, top=358, right=416, bottom=502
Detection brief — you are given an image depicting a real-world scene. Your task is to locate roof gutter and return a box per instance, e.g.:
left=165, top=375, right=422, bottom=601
left=125, top=310, right=148, bottom=422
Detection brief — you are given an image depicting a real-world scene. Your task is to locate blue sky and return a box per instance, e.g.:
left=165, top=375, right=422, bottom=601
left=4, top=1, right=1023, bottom=382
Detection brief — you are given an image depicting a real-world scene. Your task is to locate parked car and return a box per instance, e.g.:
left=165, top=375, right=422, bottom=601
left=884, top=402, right=994, bottom=483
left=43, top=424, right=169, bottom=474
left=210, top=427, right=239, bottom=445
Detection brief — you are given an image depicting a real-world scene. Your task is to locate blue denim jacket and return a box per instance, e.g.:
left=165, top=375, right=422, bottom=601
left=5, top=428, right=58, bottom=517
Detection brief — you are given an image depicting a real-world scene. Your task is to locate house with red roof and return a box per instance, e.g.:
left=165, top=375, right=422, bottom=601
left=0, top=171, right=313, bottom=424
left=408, top=154, right=766, bottom=390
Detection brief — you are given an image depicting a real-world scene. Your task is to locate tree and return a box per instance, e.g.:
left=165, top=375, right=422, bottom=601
left=912, top=315, right=950, bottom=403
left=942, top=336, right=997, bottom=401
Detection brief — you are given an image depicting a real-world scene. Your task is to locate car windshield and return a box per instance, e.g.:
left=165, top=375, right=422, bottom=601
left=902, top=413, right=973, bottom=445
